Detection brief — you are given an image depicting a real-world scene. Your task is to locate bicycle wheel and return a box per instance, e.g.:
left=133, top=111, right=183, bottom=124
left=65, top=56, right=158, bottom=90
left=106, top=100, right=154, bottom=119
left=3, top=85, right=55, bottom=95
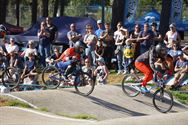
left=122, top=74, right=141, bottom=97
left=42, top=65, right=61, bottom=89
left=153, top=89, right=173, bottom=113
left=74, top=72, right=95, bottom=96
left=2, top=67, right=20, bottom=90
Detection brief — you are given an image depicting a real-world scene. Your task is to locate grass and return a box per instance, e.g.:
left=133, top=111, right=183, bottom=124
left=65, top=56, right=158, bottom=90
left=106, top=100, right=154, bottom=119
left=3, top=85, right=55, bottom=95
left=0, top=96, right=32, bottom=108
left=56, top=113, right=97, bottom=120
left=171, top=91, right=188, bottom=104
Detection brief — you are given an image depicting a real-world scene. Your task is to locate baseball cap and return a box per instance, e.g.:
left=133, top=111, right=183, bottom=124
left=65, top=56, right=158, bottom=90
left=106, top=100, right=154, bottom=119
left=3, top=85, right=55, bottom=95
left=97, top=20, right=102, bottom=24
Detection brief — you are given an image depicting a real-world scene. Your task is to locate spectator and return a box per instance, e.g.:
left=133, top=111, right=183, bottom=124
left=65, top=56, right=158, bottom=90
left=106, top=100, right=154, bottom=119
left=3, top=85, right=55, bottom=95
left=95, top=20, right=104, bottom=38
left=5, top=38, right=19, bottom=54
left=21, top=40, right=38, bottom=61
left=114, top=22, right=128, bottom=74
left=164, top=23, right=181, bottom=49
left=94, top=57, right=109, bottom=85
left=21, top=53, right=37, bottom=81
left=46, top=47, right=61, bottom=65
left=123, top=40, right=135, bottom=74
left=151, top=22, right=162, bottom=45
left=38, top=21, right=51, bottom=67
left=168, top=42, right=183, bottom=63
left=100, top=22, right=115, bottom=69
left=45, top=17, right=58, bottom=45
left=182, top=46, right=188, bottom=60
left=83, top=24, right=97, bottom=67
left=95, top=39, right=105, bottom=58
left=82, top=58, right=94, bottom=76
left=170, top=53, right=188, bottom=90
left=67, top=23, right=82, bottom=47
left=126, top=24, right=141, bottom=59
left=137, top=23, right=154, bottom=54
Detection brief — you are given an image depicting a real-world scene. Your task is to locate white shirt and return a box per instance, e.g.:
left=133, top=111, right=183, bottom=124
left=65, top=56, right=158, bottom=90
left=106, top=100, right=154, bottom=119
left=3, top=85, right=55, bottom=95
left=5, top=44, right=19, bottom=53
left=22, top=48, right=38, bottom=58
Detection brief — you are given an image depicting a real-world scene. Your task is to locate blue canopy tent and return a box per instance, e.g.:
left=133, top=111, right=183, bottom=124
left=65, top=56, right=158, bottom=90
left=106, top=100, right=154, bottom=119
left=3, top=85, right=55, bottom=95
left=124, top=9, right=160, bottom=32
left=124, top=9, right=188, bottom=32
left=12, top=16, right=97, bottom=45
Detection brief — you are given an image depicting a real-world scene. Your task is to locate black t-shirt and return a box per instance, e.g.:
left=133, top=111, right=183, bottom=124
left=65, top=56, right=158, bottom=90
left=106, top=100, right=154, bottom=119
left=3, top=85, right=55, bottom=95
left=46, top=24, right=58, bottom=42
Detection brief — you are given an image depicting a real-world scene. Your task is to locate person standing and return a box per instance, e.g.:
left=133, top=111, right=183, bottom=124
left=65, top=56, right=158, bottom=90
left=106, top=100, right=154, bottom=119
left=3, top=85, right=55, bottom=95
left=100, top=22, right=115, bottom=69
left=38, top=21, right=51, bottom=67
left=67, top=23, right=82, bottom=48
left=83, top=24, right=97, bottom=67
left=46, top=17, right=58, bottom=49
left=137, top=23, right=154, bottom=54
left=95, top=20, right=104, bottom=38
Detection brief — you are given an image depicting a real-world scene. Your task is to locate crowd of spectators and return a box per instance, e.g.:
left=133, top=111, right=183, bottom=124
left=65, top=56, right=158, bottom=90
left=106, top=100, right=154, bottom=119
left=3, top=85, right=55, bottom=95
left=0, top=17, right=188, bottom=90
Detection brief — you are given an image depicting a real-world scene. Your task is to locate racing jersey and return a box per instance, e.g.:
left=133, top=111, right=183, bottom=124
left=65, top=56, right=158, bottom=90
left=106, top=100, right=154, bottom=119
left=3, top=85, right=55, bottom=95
left=135, top=46, right=165, bottom=72
left=58, top=47, right=81, bottom=62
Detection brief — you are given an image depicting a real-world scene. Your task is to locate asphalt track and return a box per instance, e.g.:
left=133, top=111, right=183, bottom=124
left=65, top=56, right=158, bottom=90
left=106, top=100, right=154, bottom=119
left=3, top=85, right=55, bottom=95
left=1, top=85, right=188, bottom=125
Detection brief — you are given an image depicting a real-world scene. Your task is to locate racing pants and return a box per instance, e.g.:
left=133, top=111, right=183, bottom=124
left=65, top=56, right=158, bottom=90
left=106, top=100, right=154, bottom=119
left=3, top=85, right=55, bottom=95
left=135, top=62, right=153, bottom=87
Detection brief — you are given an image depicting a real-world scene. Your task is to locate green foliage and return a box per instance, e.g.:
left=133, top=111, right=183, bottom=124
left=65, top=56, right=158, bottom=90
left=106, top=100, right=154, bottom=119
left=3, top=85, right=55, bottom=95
left=39, top=107, right=49, bottom=112
left=171, top=91, right=188, bottom=104
left=56, top=113, right=97, bottom=120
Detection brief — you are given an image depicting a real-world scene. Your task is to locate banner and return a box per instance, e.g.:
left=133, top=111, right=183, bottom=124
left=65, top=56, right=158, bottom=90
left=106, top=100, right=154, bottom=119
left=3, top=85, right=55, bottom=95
left=170, top=0, right=183, bottom=23
left=124, top=0, right=138, bottom=23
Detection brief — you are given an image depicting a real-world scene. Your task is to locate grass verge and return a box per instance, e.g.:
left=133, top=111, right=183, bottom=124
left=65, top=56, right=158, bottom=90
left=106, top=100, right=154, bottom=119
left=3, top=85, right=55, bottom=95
left=56, top=113, right=97, bottom=120
left=0, top=96, right=32, bottom=108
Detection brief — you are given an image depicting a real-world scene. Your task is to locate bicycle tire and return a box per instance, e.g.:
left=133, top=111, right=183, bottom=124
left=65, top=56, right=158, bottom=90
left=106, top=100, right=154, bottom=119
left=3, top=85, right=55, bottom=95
left=42, top=65, right=61, bottom=89
left=122, top=74, right=141, bottom=97
left=74, top=72, right=95, bottom=96
left=153, top=89, right=173, bottom=113
left=2, top=67, right=20, bottom=90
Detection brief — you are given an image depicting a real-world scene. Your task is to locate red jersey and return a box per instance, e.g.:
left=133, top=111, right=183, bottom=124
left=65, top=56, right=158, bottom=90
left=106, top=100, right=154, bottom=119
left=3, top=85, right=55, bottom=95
left=58, top=47, right=81, bottom=62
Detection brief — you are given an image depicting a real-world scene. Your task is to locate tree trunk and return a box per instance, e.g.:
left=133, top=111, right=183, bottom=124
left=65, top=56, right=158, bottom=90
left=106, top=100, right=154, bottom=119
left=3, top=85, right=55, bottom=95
left=60, top=0, right=65, bottom=16
left=111, top=0, right=125, bottom=31
left=16, top=0, right=20, bottom=26
left=53, top=0, right=59, bottom=17
left=0, top=0, right=8, bottom=23
left=42, top=0, right=49, bottom=17
left=159, top=0, right=172, bottom=38
left=32, top=0, right=37, bottom=25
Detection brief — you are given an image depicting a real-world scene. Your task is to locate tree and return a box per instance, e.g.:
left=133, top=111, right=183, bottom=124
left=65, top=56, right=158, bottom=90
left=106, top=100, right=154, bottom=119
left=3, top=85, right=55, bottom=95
left=42, top=0, right=49, bottom=17
left=111, top=0, right=125, bottom=31
left=0, top=0, right=8, bottom=23
left=31, top=0, right=37, bottom=25
left=159, top=0, right=172, bottom=38
left=53, top=0, right=59, bottom=17
left=60, top=0, right=65, bottom=16
left=16, top=0, right=20, bottom=26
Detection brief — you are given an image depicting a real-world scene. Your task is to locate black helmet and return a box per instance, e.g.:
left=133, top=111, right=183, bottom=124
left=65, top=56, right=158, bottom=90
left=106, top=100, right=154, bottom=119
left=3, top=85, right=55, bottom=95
left=155, top=43, right=167, bottom=57
left=74, top=41, right=86, bottom=53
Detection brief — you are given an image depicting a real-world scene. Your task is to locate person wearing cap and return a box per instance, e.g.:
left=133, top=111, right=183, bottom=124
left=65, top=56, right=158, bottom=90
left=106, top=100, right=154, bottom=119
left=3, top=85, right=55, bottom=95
left=151, top=22, right=162, bottom=45
left=67, top=23, right=82, bottom=48
left=94, top=57, right=109, bottom=85
left=95, top=20, right=104, bottom=38
left=170, top=52, right=188, bottom=90
left=164, top=23, right=181, bottom=49
left=21, top=40, right=38, bottom=61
